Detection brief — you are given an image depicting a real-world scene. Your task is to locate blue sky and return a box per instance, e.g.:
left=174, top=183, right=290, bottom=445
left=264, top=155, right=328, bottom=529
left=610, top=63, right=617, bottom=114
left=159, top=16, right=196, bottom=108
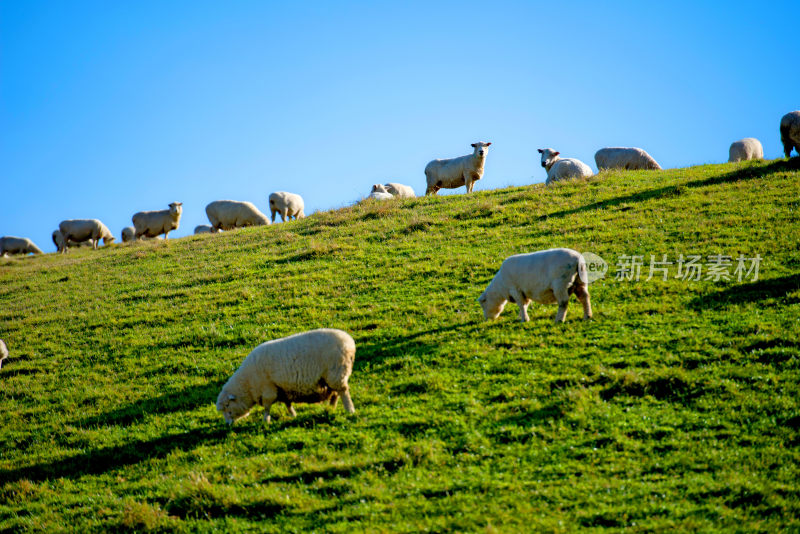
left=2, top=1, right=797, bottom=250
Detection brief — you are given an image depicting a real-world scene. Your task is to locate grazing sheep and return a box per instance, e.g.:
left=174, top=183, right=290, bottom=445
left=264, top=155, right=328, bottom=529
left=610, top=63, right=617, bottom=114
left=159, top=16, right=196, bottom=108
left=58, top=219, right=115, bottom=252
left=595, top=147, right=662, bottom=170
left=205, top=200, right=270, bottom=231
left=216, top=328, right=356, bottom=425
left=372, top=183, right=416, bottom=198
left=728, top=138, right=764, bottom=162
left=0, top=236, right=42, bottom=257
left=0, top=339, right=7, bottom=370
left=268, top=192, right=305, bottom=222
left=132, top=202, right=183, bottom=240
left=478, top=248, right=592, bottom=324
left=121, top=226, right=136, bottom=243
left=538, top=148, right=593, bottom=185
left=194, top=225, right=213, bottom=234
left=780, top=111, right=800, bottom=158
left=367, top=191, right=394, bottom=201
left=52, top=230, right=94, bottom=251
left=425, top=142, right=492, bottom=195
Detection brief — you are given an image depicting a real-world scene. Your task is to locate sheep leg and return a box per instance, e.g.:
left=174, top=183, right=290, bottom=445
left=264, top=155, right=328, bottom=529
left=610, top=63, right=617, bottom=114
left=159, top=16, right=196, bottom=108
left=339, top=388, right=355, bottom=413
left=261, top=387, right=278, bottom=424
left=326, top=375, right=355, bottom=414
left=284, top=402, right=297, bottom=417
left=553, top=287, right=570, bottom=323
left=163, top=231, right=169, bottom=240
left=509, top=288, right=530, bottom=322
left=270, top=209, right=277, bottom=223
left=328, top=391, right=339, bottom=408
left=573, top=284, right=593, bottom=320
left=280, top=209, right=287, bottom=223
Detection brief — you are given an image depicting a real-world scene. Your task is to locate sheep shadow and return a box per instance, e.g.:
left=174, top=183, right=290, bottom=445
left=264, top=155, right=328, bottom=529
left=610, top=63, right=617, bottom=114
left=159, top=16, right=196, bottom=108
left=259, top=458, right=405, bottom=485
left=688, top=274, right=800, bottom=311
left=0, top=426, right=229, bottom=484
left=76, top=380, right=225, bottom=428
left=539, top=158, right=800, bottom=221
left=353, top=320, right=481, bottom=369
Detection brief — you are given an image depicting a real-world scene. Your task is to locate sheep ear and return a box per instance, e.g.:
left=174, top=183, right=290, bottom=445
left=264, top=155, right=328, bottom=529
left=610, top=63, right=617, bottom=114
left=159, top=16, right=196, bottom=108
left=554, top=152, right=560, bottom=156
left=485, top=142, right=491, bottom=146
left=471, top=143, right=477, bottom=147
left=537, top=149, right=543, bottom=153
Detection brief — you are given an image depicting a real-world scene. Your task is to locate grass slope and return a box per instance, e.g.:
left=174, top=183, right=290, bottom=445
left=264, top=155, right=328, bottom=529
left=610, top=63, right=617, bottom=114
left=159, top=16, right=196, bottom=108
left=1, top=159, right=799, bottom=532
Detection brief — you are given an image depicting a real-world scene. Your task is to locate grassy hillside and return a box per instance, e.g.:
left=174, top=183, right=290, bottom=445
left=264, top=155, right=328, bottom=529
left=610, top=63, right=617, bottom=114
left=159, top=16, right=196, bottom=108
left=1, top=159, right=799, bottom=532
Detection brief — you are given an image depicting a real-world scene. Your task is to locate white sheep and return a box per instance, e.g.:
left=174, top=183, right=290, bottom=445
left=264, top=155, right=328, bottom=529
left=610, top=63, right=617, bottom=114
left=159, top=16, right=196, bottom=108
left=780, top=111, right=800, bottom=158
left=205, top=200, right=271, bottom=231
left=367, top=190, right=394, bottom=201
left=132, top=202, right=183, bottom=240
left=538, top=148, right=593, bottom=185
left=478, top=248, right=592, bottom=324
left=0, top=236, right=43, bottom=257
left=268, top=192, right=305, bottom=222
left=194, top=225, right=213, bottom=234
left=728, top=138, right=764, bottom=162
left=595, top=147, right=662, bottom=170
left=372, top=183, right=416, bottom=198
left=216, top=328, right=356, bottom=425
left=0, top=339, right=7, bottom=370
left=425, top=142, right=491, bottom=195
left=58, top=219, right=115, bottom=252
left=52, top=230, right=94, bottom=251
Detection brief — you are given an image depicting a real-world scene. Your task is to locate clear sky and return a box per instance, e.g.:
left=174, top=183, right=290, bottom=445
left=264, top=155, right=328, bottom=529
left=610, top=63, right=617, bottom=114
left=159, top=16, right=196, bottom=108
left=1, top=1, right=797, bottom=251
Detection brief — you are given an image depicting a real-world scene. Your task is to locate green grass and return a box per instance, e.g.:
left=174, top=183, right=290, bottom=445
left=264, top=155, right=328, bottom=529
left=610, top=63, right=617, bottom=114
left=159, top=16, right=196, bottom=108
left=1, top=159, right=799, bottom=532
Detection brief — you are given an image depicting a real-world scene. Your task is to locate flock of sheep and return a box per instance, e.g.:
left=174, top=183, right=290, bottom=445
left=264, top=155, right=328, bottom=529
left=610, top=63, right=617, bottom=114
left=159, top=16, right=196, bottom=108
left=2, top=110, right=800, bottom=425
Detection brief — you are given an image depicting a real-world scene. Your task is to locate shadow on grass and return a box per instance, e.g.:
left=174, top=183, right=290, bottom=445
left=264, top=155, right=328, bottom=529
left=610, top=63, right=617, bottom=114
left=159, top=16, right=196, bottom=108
left=0, top=426, right=229, bottom=484
left=688, top=274, right=800, bottom=310
left=260, top=458, right=406, bottom=485
left=353, top=320, right=481, bottom=368
left=76, top=380, right=225, bottom=428
left=539, top=158, right=800, bottom=221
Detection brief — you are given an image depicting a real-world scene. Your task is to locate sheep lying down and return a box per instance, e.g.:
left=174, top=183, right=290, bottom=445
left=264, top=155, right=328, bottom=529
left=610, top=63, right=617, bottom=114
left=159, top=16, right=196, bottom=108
left=479, top=248, right=592, bottom=323
left=216, top=328, right=356, bottom=425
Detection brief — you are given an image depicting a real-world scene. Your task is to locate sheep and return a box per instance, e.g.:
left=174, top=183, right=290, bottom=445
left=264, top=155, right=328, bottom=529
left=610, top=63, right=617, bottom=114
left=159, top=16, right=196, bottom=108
left=372, top=183, right=416, bottom=198
left=132, top=202, right=183, bottom=240
left=780, top=111, right=800, bottom=158
left=52, top=230, right=94, bottom=251
left=57, top=219, right=115, bottom=252
left=367, top=191, right=394, bottom=201
left=0, top=339, right=7, bottom=370
left=478, top=248, right=592, bottom=324
left=425, top=142, right=492, bottom=195
left=205, top=200, right=271, bottom=231
left=538, top=148, right=593, bottom=185
left=728, top=138, right=764, bottom=162
left=121, top=226, right=136, bottom=243
left=194, top=225, right=213, bottom=234
left=268, top=192, right=305, bottom=222
left=216, top=328, right=356, bottom=425
left=0, top=236, right=43, bottom=257
left=594, top=147, right=662, bottom=170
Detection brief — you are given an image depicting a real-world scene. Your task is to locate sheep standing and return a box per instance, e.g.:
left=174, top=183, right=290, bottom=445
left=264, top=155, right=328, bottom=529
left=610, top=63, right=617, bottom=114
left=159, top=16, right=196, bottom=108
left=216, top=328, right=356, bottom=425
left=52, top=230, right=94, bottom=251
left=121, top=227, right=136, bottom=243
left=58, top=219, right=115, bottom=253
left=0, top=236, right=43, bottom=257
left=206, top=200, right=270, bottom=231
left=269, top=192, right=305, bottom=222
left=478, top=248, right=592, bottom=324
left=372, top=183, right=416, bottom=198
left=728, top=138, right=764, bottom=162
left=0, top=339, right=7, bottom=370
left=132, top=202, right=183, bottom=240
left=425, top=142, right=491, bottom=195
left=780, top=111, right=800, bottom=158
left=538, top=148, right=593, bottom=185
left=194, top=225, right=213, bottom=234
left=595, top=147, right=662, bottom=170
